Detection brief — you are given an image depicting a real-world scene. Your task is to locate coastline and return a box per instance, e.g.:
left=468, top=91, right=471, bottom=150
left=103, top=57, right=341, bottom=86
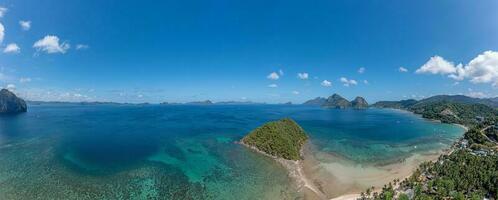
left=240, top=108, right=468, bottom=200
left=238, top=141, right=327, bottom=199
left=324, top=107, right=469, bottom=200
left=240, top=139, right=446, bottom=200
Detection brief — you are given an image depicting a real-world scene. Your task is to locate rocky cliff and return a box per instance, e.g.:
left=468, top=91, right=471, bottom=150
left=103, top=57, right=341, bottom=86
left=0, top=89, right=27, bottom=114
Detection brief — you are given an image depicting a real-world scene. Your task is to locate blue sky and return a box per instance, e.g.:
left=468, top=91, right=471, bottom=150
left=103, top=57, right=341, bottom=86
left=1, top=0, right=498, bottom=103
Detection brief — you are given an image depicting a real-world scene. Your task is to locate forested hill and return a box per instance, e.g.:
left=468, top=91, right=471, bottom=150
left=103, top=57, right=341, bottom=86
left=241, top=118, right=308, bottom=160
left=372, top=95, right=498, bottom=127
left=374, top=95, right=498, bottom=109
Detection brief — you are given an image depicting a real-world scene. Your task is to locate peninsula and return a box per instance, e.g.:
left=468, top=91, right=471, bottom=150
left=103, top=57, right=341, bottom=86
left=240, top=118, right=326, bottom=199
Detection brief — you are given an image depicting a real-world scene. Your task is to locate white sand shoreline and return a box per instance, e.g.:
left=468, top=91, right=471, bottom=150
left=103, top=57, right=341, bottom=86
left=238, top=141, right=327, bottom=199
left=239, top=108, right=468, bottom=200
left=320, top=108, right=468, bottom=200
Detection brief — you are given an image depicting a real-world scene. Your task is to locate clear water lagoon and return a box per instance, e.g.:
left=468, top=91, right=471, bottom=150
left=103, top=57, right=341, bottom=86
left=0, top=104, right=464, bottom=199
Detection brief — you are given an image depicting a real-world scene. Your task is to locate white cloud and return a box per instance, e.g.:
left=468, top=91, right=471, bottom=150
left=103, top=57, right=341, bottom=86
left=268, top=83, right=278, bottom=88
left=292, top=91, right=299, bottom=95
left=297, top=72, right=309, bottom=80
left=6, top=84, right=15, bottom=91
left=19, top=20, right=31, bottom=31
left=417, top=51, right=498, bottom=87
left=467, top=91, right=487, bottom=98
left=449, top=51, right=498, bottom=86
left=399, top=67, right=408, bottom=72
left=3, top=43, right=20, bottom=54
left=76, top=44, right=89, bottom=50
left=279, top=69, right=284, bottom=76
left=321, top=80, right=332, bottom=87
left=340, top=77, right=358, bottom=86
left=33, top=35, right=70, bottom=54
left=415, top=56, right=456, bottom=74
left=0, top=7, right=7, bottom=18
left=19, top=77, right=31, bottom=83
left=0, top=23, right=4, bottom=44
left=363, top=80, right=369, bottom=85
left=18, top=89, right=95, bottom=102
left=267, top=72, right=279, bottom=80
left=358, top=67, right=365, bottom=74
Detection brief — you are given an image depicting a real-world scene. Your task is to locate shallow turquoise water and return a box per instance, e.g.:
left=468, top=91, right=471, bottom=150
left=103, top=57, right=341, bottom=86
left=0, top=104, right=464, bottom=199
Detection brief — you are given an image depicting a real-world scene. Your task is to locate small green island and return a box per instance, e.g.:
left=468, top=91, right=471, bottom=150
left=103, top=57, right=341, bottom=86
left=241, top=118, right=308, bottom=160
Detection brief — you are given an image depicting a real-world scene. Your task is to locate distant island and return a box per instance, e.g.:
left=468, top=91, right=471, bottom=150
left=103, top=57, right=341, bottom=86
left=241, top=118, right=308, bottom=160
left=186, top=100, right=213, bottom=105
left=303, top=93, right=368, bottom=109
left=0, top=89, right=27, bottom=114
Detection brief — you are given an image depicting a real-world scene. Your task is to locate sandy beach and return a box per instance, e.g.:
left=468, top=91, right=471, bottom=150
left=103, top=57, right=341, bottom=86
left=300, top=142, right=447, bottom=200
left=240, top=138, right=450, bottom=200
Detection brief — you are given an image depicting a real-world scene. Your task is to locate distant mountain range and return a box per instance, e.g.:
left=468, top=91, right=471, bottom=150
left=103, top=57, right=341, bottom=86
left=185, top=100, right=214, bottom=105
left=303, top=93, right=368, bottom=109
left=23, top=94, right=498, bottom=109
left=372, top=94, right=498, bottom=126
left=373, top=95, right=498, bottom=109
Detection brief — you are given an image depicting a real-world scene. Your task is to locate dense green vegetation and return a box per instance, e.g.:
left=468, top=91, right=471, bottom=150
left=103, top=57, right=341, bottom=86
left=363, top=96, right=498, bottom=200
left=360, top=129, right=498, bottom=200
left=410, top=101, right=498, bottom=127
left=373, top=95, right=498, bottom=127
left=241, top=118, right=308, bottom=160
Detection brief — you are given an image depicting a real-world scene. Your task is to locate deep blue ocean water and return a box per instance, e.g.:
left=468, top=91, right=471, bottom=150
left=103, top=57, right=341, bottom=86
left=0, top=104, right=464, bottom=199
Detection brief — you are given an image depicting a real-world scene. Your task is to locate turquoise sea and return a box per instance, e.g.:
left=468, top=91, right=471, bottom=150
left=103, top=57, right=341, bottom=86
left=0, top=104, right=464, bottom=199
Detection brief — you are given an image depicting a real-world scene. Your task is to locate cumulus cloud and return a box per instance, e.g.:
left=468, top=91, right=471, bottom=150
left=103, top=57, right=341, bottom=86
left=3, top=43, right=20, bottom=54
left=19, top=77, right=31, bottom=83
left=267, top=72, right=279, bottom=80
left=6, top=83, right=15, bottom=91
left=297, top=72, right=309, bottom=80
left=358, top=67, right=365, bottom=74
left=363, top=80, right=369, bottom=85
left=321, top=80, right=332, bottom=87
left=19, top=20, right=31, bottom=31
left=268, top=83, right=278, bottom=88
left=279, top=69, right=284, bottom=76
left=417, top=51, right=498, bottom=87
left=399, top=67, right=408, bottom=72
left=467, top=91, right=487, bottom=98
left=0, top=7, right=7, bottom=18
left=449, top=51, right=498, bottom=86
left=340, top=77, right=358, bottom=86
left=415, top=56, right=456, bottom=74
left=18, top=88, right=96, bottom=102
left=292, top=91, right=299, bottom=95
left=33, top=35, right=70, bottom=54
left=76, top=44, right=89, bottom=50
left=0, top=23, right=4, bottom=44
